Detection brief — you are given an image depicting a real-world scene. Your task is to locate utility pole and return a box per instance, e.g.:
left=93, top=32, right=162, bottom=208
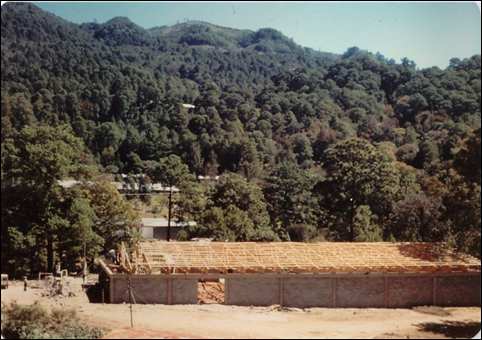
left=167, top=188, right=172, bottom=242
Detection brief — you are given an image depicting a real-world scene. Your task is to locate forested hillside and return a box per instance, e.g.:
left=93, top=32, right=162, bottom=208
left=1, top=3, right=480, bottom=274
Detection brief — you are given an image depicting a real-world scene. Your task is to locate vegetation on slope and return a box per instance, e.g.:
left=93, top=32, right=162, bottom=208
left=1, top=3, right=480, bottom=276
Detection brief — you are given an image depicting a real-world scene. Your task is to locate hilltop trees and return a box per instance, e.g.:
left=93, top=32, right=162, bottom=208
left=0, top=3, right=480, bottom=264
left=3, top=4, right=480, bottom=180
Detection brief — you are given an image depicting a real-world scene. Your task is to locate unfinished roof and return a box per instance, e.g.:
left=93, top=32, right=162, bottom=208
left=136, top=241, right=481, bottom=275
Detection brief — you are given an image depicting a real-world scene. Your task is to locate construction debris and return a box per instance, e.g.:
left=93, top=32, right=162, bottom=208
left=198, top=281, right=224, bottom=304
left=40, top=276, right=77, bottom=298
left=265, top=304, right=303, bottom=312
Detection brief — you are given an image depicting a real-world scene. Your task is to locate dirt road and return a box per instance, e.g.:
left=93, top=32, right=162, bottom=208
left=1, top=280, right=480, bottom=339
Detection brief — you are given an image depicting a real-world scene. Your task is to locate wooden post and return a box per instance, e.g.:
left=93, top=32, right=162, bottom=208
left=167, top=189, right=172, bottom=241
left=128, top=274, right=134, bottom=328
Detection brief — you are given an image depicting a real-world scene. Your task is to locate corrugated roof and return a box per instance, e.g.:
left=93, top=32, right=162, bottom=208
left=137, top=241, right=481, bottom=274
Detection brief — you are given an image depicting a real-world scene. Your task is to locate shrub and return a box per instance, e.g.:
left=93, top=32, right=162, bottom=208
left=1, top=302, right=103, bottom=339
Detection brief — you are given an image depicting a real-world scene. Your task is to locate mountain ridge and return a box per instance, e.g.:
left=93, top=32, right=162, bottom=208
left=1, top=2, right=480, bottom=179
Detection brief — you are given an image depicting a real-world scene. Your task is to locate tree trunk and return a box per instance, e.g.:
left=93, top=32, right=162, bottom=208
left=47, top=233, right=54, bottom=273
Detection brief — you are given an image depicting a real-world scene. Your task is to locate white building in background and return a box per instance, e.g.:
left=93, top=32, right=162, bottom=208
left=112, top=181, right=179, bottom=193
left=140, top=217, right=196, bottom=240
left=181, top=103, right=196, bottom=109
left=57, top=179, right=179, bottom=193
left=57, top=179, right=85, bottom=188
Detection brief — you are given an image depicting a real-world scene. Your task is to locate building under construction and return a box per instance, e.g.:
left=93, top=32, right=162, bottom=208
left=97, top=241, right=481, bottom=308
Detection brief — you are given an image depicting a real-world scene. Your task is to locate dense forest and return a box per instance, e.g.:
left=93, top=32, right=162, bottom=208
left=1, top=3, right=480, bottom=275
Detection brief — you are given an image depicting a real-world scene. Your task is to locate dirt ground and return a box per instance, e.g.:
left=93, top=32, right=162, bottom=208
left=1, top=279, right=480, bottom=339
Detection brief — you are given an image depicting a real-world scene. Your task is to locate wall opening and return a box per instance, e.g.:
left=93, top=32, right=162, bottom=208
left=198, top=278, right=224, bottom=304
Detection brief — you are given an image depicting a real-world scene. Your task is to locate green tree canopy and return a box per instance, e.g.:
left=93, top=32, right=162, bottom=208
left=79, top=180, right=141, bottom=251
left=148, top=154, right=194, bottom=187
left=187, top=173, right=278, bottom=241
left=318, top=138, right=401, bottom=241
left=264, top=161, right=319, bottom=241
left=1, top=125, right=91, bottom=273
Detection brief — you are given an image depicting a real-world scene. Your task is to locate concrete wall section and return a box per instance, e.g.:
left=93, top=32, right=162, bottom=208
left=110, top=276, right=197, bottom=304
left=225, top=278, right=280, bottom=306
left=387, top=277, right=433, bottom=308
left=111, top=276, right=129, bottom=303
left=107, top=273, right=480, bottom=307
left=435, top=275, right=481, bottom=307
left=336, top=277, right=385, bottom=308
left=111, top=277, right=168, bottom=304
left=172, top=278, right=198, bottom=304
left=283, top=277, right=333, bottom=308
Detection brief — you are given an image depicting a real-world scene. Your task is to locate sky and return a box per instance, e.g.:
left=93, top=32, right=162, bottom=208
left=33, top=1, right=481, bottom=69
